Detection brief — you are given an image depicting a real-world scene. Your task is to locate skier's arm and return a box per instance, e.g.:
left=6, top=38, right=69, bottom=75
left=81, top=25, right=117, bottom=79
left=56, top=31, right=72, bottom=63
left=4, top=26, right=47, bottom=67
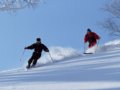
left=93, top=32, right=100, bottom=40
left=84, top=34, right=88, bottom=43
left=25, top=44, right=35, bottom=50
left=42, top=44, right=49, bottom=52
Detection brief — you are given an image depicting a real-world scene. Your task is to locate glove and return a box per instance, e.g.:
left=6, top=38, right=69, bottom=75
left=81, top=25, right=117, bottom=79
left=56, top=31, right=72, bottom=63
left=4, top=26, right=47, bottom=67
left=24, top=47, right=27, bottom=49
left=46, top=49, right=49, bottom=52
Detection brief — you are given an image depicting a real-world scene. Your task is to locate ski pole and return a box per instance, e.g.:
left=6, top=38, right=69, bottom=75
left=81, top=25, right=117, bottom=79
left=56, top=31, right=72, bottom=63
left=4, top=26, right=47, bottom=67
left=48, top=52, right=54, bottom=62
left=20, top=49, right=25, bottom=62
left=97, top=40, right=100, bottom=46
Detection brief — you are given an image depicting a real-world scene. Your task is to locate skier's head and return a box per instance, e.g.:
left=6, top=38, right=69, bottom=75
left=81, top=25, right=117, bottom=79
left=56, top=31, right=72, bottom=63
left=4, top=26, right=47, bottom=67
left=36, top=38, right=41, bottom=42
left=87, top=28, right=92, bottom=32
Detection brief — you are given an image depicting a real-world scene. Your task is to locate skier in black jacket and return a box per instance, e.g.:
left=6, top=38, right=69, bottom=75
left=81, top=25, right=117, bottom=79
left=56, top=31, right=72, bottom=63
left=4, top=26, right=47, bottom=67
left=25, top=38, right=49, bottom=69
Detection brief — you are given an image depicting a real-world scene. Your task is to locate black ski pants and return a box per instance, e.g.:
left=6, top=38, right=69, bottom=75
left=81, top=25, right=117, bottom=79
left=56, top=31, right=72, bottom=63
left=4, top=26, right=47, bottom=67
left=28, top=52, right=41, bottom=66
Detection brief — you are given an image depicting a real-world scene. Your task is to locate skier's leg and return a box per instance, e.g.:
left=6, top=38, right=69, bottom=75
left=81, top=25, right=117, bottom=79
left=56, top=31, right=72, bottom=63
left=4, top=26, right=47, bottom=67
left=32, top=54, right=41, bottom=67
left=32, top=59, right=38, bottom=67
left=28, top=58, right=33, bottom=66
left=26, top=58, right=33, bottom=68
left=89, top=42, right=96, bottom=48
left=26, top=53, right=35, bottom=68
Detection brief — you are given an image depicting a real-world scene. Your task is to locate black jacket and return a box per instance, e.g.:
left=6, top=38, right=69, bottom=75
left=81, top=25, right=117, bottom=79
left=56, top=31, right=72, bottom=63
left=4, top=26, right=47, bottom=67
left=25, top=42, right=49, bottom=54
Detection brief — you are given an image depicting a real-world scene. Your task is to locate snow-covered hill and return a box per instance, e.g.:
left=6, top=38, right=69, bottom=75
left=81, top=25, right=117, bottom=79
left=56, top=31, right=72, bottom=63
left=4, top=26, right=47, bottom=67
left=1, top=40, right=120, bottom=90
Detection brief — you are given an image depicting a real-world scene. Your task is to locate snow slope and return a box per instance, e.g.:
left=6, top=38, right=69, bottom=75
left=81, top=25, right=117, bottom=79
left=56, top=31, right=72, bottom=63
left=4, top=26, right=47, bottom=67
left=1, top=40, right=120, bottom=90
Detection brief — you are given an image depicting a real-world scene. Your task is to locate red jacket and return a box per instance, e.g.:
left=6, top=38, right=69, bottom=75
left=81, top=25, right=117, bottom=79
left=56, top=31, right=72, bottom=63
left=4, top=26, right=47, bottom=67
left=84, top=32, right=100, bottom=47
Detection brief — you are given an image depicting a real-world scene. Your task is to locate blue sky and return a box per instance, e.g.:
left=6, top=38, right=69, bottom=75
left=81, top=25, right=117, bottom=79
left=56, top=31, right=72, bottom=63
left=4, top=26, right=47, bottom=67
left=0, top=0, right=114, bottom=70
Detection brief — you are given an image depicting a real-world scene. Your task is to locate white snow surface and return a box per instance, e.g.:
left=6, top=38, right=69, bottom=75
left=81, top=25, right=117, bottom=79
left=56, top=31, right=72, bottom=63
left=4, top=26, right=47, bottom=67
left=1, top=40, right=120, bottom=90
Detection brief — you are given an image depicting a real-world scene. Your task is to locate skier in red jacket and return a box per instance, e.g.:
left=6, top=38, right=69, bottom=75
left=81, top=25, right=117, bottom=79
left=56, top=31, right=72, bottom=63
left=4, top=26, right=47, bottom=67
left=84, top=29, right=100, bottom=48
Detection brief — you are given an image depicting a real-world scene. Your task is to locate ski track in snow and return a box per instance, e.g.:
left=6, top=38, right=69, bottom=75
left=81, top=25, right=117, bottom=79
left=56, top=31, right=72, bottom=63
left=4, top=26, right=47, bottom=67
left=1, top=46, right=120, bottom=89
left=1, top=82, right=120, bottom=90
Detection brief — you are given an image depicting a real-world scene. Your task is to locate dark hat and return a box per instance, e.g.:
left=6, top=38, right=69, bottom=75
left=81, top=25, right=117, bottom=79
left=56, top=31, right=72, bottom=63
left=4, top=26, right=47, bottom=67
left=87, top=28, right=92, bottom=32
left=36, top=38, right=41, bottom=41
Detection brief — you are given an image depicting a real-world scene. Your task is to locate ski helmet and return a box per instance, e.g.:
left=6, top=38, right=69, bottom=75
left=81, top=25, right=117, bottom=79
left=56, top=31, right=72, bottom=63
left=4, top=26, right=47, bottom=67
left=87, top=28, right=92, bottom=32
left=36, top=38, right=41, bottom=42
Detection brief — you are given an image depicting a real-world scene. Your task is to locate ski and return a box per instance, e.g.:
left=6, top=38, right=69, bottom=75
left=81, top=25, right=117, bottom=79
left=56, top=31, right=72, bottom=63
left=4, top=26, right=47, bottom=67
left=84, top=52, right=93, bottom=54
